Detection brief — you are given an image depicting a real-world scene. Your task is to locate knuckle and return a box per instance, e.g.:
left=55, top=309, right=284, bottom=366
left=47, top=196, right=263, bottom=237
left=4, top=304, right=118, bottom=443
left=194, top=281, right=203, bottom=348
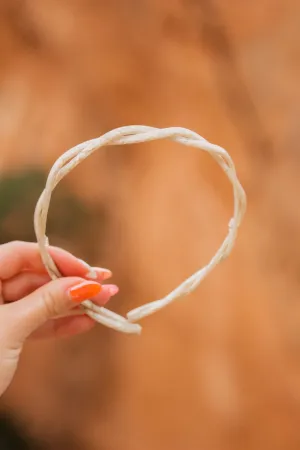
left=41, top=288, right=61, bottom=318
left=7, top=240, right=22, bottom=249
left=4, top=240, right=31, bottom=252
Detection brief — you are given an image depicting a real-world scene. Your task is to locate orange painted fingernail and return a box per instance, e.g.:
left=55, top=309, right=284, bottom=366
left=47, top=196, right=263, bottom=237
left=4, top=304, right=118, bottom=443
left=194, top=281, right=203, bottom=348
left=68, top=281, right=102, bottom=303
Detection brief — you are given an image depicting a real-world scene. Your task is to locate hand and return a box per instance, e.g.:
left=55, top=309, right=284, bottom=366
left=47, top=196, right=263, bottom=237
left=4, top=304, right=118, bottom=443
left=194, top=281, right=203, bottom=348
left=0, top=241, right=118, bottom=396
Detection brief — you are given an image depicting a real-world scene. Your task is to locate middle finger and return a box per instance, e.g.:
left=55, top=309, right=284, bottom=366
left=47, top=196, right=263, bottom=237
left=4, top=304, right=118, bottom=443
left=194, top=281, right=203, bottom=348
left=2, top=272, right=117, bottom=303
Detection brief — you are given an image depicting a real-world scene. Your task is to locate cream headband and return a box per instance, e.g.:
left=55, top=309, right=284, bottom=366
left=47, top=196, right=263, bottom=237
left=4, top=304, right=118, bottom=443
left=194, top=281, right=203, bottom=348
left=34, top=126, right=246, bottom=335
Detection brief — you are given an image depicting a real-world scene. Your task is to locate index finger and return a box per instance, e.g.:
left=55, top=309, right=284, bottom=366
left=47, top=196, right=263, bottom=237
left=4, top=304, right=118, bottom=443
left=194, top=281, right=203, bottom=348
left=0, top=241, right=97, bottom=280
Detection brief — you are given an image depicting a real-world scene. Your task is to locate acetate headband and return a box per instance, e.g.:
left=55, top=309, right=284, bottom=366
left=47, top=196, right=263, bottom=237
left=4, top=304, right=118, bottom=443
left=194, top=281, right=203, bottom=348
left=34, top=125, right=246, bottom=334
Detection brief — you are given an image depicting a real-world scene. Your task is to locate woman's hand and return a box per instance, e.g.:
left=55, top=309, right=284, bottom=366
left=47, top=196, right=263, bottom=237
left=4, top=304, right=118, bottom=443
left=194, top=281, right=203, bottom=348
left=0, top=241, right=118, bottom=396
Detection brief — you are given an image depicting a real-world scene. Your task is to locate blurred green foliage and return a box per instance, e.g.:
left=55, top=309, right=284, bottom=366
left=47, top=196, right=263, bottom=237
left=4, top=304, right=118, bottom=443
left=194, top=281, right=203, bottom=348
left=0, top=170, right=106, bottom=261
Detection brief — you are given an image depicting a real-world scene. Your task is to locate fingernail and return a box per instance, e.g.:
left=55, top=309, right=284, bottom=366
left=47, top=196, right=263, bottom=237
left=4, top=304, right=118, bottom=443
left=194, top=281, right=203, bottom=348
left=88, top=267, right=112, bottom=281
left=106, top=285, right=119, bottom=296
left=97, top=268, right=112, bottom=280
left=78, top=259, right=98, bottom=279
left=68, top=281, right=102, bottom=303
left=86, top=268, right=98, bottom=280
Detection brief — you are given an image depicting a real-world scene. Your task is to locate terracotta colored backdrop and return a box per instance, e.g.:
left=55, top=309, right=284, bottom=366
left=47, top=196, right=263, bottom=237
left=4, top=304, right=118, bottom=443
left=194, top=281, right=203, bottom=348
left=0, top=1, right=300, bottom=449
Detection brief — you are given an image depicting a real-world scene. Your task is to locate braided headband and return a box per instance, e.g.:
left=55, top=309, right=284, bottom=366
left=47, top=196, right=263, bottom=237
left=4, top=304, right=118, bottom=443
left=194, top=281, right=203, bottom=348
left=34, top=126, right=246, bottom=335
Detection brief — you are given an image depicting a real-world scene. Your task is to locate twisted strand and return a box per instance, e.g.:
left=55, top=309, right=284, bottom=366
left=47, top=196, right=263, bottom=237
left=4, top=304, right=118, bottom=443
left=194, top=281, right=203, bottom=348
left=34, top=126, right=246, bottom=334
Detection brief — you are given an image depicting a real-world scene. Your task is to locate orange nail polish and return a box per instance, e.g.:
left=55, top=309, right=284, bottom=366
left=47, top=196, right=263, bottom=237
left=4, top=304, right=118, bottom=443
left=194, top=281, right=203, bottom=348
left=69, top=281, right=102, bottom=303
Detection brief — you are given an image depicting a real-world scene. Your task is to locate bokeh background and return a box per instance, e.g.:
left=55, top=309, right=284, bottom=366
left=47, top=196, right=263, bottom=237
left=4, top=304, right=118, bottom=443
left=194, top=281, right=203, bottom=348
left=0, top=0, right=300, bottom=449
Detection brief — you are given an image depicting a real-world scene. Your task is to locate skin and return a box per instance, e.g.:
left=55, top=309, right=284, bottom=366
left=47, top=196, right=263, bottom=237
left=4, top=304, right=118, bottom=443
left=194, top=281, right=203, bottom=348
left=0, top=241, right=118, bottom=396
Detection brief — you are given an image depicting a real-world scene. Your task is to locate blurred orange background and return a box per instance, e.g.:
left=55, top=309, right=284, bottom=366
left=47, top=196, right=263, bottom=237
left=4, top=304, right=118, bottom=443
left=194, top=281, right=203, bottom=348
left=0, top=0, right=300, bottom=449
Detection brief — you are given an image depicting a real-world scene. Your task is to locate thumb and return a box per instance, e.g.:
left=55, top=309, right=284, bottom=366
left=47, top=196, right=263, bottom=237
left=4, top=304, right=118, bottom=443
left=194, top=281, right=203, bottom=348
left=7, top=277, right=101, bottom=342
